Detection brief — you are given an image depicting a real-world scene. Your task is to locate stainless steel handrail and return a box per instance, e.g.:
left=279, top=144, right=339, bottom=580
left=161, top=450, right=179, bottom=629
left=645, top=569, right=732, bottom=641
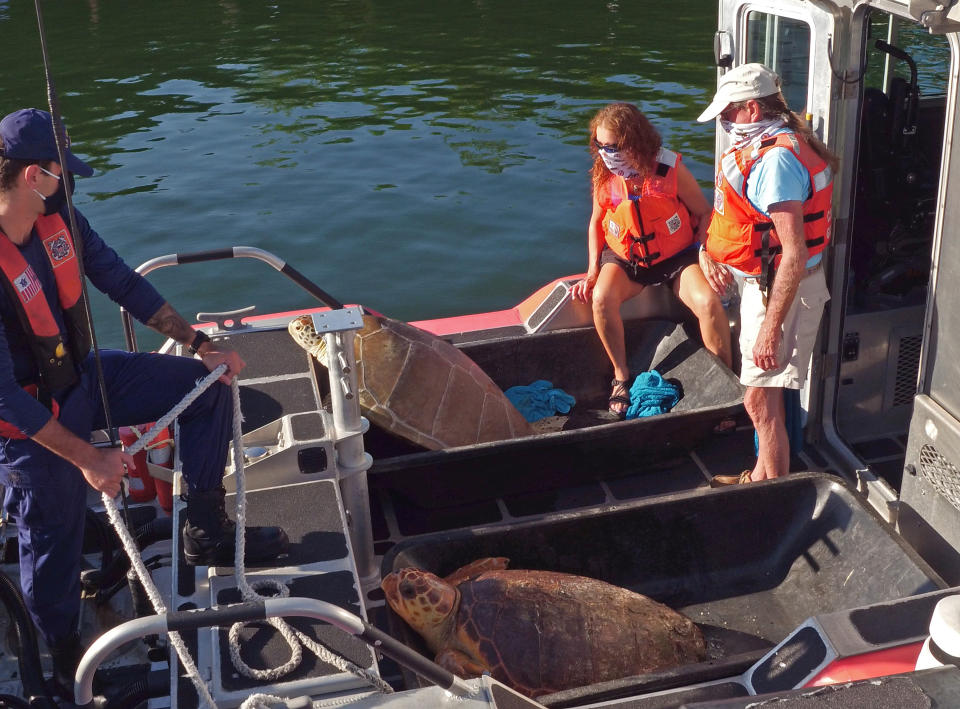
left=74, top=597, right=473, bottom=705
left=120, top=246, right=344, bottom=351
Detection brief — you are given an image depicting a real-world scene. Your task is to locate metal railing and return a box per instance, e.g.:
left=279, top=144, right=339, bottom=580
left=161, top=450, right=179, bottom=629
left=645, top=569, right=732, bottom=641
left=120, top=246, right=343, bottom=352
left=74, top=598, right=474, bottom=705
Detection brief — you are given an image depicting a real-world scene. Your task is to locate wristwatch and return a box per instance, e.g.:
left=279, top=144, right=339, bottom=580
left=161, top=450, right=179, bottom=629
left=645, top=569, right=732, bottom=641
left=188, top=330, right=211, bottom=355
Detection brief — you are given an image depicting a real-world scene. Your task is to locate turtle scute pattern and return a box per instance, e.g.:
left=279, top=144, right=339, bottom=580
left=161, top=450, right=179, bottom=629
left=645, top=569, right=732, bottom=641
left=382, top=560, right=707, bottom=698
left=288, top=313, right=532, bottom=450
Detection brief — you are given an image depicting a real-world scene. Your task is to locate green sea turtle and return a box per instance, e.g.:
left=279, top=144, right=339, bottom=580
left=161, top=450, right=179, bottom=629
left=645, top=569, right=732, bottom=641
left=288, top=313, right=532, bottom=450
left=381, top=558, right=707, bottom=698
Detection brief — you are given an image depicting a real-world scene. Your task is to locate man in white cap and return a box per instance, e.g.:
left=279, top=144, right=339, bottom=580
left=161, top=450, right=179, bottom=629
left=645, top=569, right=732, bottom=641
left=695, top=64, right=836, bottom=485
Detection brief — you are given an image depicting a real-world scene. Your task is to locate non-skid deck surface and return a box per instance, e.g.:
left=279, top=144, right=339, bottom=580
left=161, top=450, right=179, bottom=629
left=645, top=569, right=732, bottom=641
left=224, top=480, right=349, bottom=567
left=196, top=329, right=322, bottom=433
left=172, top=479, right=373, bottom=707
left=214, top=572, right=371, bottom=691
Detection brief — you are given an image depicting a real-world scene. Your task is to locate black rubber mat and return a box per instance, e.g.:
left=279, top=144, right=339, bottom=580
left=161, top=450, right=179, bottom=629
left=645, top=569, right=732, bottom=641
left=238, top=377, right=320, bottom=433
left=226, top=481, right=348, bottom=566
left=220, top=330, right=313, bottom=381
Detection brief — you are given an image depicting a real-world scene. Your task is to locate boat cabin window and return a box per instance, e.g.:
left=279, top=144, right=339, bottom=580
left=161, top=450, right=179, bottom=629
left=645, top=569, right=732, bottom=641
left=745, top=11, right=810, bottom=111
left=835, top=10, right=949, bottom=491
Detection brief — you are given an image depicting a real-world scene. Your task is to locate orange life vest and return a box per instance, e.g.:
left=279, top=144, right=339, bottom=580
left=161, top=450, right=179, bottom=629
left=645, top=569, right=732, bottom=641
left=0, top=213, right=91, bottom=438
left=599, top=148, right=694, bottom=267
left=706, top=131, right=832, bottom=290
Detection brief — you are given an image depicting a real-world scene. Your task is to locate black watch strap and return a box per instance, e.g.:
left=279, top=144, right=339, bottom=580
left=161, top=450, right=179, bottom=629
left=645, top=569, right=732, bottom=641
left=188, top=330, right=211, bottom=355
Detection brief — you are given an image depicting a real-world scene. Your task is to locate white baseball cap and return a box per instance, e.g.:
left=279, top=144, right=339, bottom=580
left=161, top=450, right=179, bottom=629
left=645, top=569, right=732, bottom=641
left=697, top=63, right=781, bottom=122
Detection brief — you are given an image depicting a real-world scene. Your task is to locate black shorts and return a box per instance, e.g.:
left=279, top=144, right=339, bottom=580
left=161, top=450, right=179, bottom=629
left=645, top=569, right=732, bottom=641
left=600, top=245, right=698, bottom=287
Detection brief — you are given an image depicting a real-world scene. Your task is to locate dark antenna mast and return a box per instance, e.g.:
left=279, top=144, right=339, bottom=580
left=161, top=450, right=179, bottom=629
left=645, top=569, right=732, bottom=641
left=32, top=0, right=117, bottom=443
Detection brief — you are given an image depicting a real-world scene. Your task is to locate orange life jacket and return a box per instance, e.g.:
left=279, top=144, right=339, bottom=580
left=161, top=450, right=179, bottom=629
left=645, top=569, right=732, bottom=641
left=599, top=148, right=694, bottom=267
left=0, top=214, right=90, bottom=439
left=706, top=131, right=833, bottom=290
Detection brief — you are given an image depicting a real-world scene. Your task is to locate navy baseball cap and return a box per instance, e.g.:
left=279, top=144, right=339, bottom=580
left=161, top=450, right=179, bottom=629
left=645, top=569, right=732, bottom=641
left=0, top=108, right=93, bottom=177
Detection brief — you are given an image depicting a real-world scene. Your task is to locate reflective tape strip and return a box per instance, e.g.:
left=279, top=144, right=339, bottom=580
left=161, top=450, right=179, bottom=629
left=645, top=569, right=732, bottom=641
left=812, top=166, right=832, bottom=193
left=721, top=152, right=745, bottom=195
left=656, top=147, right=678, bottom=168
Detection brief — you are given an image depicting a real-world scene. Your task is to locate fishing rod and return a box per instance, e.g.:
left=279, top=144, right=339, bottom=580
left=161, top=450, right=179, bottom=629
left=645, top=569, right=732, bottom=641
left=32, top=0, right=135, bottom=523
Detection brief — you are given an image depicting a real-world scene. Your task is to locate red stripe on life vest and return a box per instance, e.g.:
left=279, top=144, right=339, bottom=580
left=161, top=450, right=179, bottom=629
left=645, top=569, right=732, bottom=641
left=0, top=235, right=61, bottom=337
left=36, top=214, right=82, bottom=307
left=0, top=214, right=83, bottom=339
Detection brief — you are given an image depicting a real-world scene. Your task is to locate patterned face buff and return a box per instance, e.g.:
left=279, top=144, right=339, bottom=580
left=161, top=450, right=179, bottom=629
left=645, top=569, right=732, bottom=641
left=721, top=117, right=785, bottom=146
left=600, top=149, right=641, bottom=179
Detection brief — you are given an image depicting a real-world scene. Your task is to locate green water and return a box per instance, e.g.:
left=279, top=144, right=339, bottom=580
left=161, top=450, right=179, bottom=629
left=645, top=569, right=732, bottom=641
left=1, top=0, right=719, bottom=348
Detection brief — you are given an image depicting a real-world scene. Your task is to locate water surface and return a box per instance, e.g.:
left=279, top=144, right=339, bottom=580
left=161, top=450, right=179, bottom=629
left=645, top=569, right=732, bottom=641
left=1, top=0, right=719, bottom=348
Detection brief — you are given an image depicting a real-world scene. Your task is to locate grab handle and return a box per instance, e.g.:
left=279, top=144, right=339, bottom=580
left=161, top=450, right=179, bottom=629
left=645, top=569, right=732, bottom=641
left=120, top=246, right=344, bottom=351
left=73, top=597, right=473, bottom=705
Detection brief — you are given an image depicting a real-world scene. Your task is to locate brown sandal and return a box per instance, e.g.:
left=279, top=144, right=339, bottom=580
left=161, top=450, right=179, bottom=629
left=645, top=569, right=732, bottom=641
left=710, top=470, right=754, bottom=487
left=608, top=378, right=631, bottom=419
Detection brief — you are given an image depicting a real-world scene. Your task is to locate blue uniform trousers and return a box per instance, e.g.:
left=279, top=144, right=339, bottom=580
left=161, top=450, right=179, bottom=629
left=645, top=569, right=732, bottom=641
left=0, top=349, right=232, bottom=647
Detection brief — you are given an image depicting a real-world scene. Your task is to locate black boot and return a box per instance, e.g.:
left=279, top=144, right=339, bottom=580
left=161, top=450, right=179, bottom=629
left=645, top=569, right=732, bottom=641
left=182, top=486, right=289, bottom=566
left=49, top=630, right=83, bottom=701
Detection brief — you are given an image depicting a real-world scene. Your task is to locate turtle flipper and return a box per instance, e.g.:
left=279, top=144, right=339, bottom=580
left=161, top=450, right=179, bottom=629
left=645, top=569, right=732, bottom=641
left=436, top=648, right=489, bottom=679
left=444, top=557, right=510, bottom=586
left=288, top=315, right=328, bottom=364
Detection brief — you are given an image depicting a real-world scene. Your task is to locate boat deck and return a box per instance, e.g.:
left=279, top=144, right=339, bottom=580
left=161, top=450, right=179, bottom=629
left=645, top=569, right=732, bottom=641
left=200, top=320, right=840, bottom=699
left=0, top=318, right=906, bottom=707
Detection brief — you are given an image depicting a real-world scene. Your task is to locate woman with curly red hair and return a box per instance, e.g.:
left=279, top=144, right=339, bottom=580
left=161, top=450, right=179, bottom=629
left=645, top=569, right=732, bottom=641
left=571, top=103, right=731, bottom=417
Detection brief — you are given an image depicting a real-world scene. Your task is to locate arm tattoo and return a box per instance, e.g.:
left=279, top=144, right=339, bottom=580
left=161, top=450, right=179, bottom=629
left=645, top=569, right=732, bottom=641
left=145, top=302, right=196, bottom=345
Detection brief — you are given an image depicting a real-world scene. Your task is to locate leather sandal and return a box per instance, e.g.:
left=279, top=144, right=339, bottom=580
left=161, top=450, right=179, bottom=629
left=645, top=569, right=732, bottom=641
left=710, top=470, right=754, bottom=487
left=608, top=378, right=631, bottom=419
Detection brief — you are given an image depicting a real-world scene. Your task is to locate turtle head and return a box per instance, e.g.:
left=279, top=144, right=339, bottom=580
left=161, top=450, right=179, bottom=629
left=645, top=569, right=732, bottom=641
left=382, top=567, right=458, bottom=651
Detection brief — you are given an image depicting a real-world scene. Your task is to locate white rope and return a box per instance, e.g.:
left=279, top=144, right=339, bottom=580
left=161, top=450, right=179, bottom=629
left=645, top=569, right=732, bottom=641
left=126, top=423, right=173, bottom=452
left=241, top=691, right=379, bottom=709
left=101, top=361, right=391, bottom=709
left=102, top=364, right=229, bottom=709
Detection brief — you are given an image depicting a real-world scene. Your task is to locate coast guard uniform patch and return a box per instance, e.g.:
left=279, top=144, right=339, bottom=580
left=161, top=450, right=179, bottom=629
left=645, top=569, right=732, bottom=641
left=43, top=231, right=74, bottom=267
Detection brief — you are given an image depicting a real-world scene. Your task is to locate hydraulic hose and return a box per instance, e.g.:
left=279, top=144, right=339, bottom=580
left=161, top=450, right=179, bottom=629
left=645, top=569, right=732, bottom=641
left=0, top=571, right=56, bottom=708
left=84, top=516, right=172, bottom=599
left=102, top=667, right=168, bottom=709
left=85, top=508, right=116, bottom=581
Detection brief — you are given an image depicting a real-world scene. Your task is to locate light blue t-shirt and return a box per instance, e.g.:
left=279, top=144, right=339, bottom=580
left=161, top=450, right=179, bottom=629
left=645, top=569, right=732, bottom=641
left=737, top=128, right=822, bottom=272
left=746, top=143, right=811, bottom=214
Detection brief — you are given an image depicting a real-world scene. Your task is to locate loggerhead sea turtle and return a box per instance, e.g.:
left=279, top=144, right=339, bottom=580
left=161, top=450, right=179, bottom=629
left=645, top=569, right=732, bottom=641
left=288, top=313, right=532, bottom=450
left=381, top=557, right=707, bottom=698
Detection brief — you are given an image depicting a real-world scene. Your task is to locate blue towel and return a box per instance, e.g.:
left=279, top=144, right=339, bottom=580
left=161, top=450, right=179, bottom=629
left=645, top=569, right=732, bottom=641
left=505, top=380, right=576, bottom=423
left=625, top=370, right=680, bottom=419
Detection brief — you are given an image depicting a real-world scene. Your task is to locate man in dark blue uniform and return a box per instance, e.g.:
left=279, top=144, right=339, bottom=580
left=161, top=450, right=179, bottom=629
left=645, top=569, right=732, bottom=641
left=0, top=108, right=289, bottom=695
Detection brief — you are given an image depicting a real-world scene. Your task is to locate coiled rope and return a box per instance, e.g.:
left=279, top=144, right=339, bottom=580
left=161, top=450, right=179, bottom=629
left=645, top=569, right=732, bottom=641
left=103, top=364, right=391, bottom=708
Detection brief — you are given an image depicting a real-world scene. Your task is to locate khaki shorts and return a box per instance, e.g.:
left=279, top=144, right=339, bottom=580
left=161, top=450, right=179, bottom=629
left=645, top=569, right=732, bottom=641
left=738, top=267, right=830, bottom=389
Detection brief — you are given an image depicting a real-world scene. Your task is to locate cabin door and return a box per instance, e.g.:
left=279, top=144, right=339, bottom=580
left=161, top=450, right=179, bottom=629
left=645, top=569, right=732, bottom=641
left=898, top=28, right=960, bottom=586
left=714, top=1, right=837, bottom=148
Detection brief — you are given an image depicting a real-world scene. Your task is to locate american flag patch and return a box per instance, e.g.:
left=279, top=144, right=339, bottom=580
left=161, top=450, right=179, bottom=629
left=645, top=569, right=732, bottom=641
left=13, top=267, right=42, bottom=302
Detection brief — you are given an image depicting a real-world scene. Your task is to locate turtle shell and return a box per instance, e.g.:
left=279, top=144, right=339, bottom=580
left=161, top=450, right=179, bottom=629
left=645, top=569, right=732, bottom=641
left=450, top=569, right=706, bottom=697
left=288, top=314, right=532, bottom=449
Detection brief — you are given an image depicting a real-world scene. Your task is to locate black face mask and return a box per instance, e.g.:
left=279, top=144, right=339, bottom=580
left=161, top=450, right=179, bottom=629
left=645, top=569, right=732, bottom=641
left=36, top=172, right=76, bottom=217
